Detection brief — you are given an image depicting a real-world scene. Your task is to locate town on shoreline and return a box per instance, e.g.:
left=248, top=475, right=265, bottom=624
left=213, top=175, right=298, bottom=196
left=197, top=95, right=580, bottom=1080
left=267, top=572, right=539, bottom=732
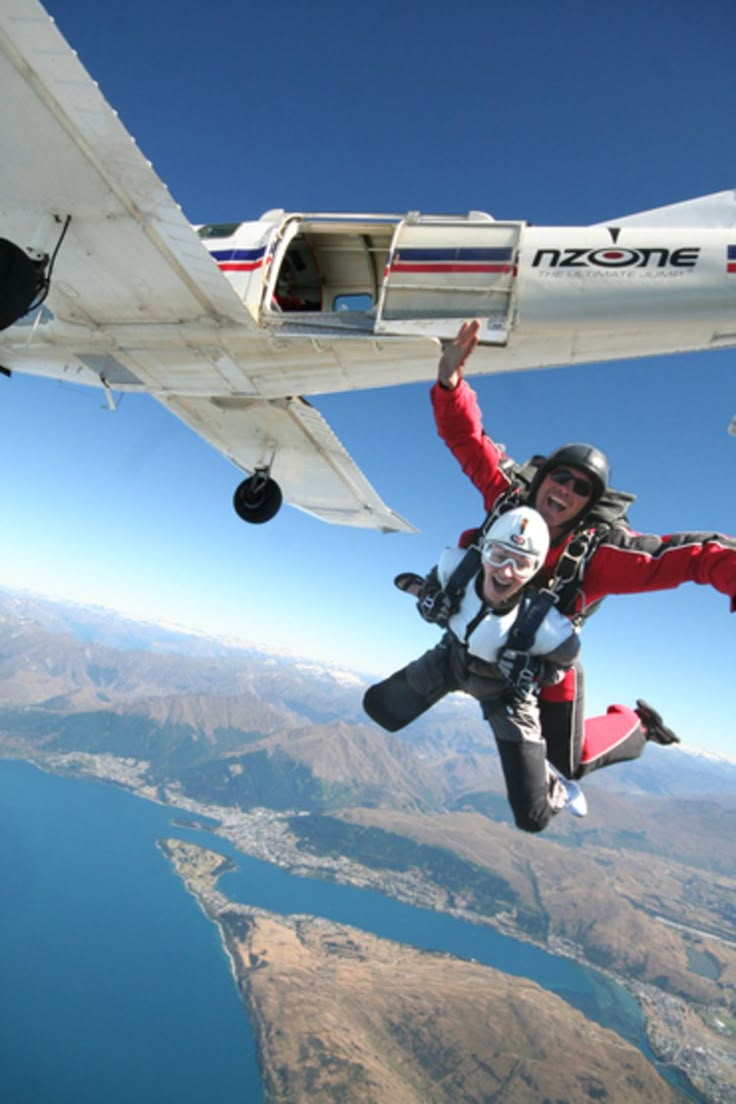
left=8, top=748, right=736, bottom=1104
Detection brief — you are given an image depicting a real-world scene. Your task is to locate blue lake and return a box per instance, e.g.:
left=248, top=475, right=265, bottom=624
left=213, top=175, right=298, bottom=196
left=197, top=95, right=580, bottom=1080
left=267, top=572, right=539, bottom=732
left=0, top=760, right=693, bottom=1102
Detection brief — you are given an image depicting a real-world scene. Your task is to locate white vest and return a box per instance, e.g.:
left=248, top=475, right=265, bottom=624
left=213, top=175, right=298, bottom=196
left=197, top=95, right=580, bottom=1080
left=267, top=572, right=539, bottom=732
left=437, top=548, right=575, bottom=664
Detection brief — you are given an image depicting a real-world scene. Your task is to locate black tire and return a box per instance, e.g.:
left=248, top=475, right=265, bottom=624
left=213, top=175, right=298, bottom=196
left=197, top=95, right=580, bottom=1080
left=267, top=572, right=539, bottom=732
left=232, top=475, right=283, bottom=524
left=0, top=239, right=43, bottom=331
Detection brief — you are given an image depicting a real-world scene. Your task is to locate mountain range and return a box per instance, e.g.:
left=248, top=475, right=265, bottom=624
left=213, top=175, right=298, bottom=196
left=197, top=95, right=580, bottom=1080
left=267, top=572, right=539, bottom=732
left=2, top=587, right=736, bottom=1100
left=1, top=586, right=733, bottom=806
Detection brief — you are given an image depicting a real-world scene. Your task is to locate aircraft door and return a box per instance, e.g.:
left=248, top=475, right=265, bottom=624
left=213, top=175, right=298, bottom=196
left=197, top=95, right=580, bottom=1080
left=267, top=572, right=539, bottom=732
left=375, top=216, right=523, bottom=343
left=261, top=216, right=323, bottom=317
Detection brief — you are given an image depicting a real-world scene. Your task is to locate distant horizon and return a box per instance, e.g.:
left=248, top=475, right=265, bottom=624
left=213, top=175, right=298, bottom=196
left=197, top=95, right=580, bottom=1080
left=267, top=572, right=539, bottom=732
left=1, top=0, right=733, bottom=760
left=0, top=582, right=383, bottom=676
left=3, top=581, right=735, bottom=767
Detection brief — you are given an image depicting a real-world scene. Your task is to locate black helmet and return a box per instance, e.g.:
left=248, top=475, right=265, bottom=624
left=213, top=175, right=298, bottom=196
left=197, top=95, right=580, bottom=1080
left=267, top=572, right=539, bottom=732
left=532, top=443, right=611, bottom=506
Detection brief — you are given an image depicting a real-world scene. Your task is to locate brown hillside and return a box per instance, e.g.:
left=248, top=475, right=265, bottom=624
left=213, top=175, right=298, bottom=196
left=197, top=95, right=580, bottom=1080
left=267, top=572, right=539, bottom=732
left=230, top=913, right=680, bottom=1104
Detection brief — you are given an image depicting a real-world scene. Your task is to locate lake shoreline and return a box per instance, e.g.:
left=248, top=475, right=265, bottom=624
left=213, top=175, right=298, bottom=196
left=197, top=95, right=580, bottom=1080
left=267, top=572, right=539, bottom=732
left=158, top=835, right=685, bottom=1104
left=3, top=749, right=718, bottom=1102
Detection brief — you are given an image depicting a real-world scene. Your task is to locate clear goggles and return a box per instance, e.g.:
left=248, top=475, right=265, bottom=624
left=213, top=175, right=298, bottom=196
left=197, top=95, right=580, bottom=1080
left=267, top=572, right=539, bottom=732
left=481, top=540, right=539, bottom=579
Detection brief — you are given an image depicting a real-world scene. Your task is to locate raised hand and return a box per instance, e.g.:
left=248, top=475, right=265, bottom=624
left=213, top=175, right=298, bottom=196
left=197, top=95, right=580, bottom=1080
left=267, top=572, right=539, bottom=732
left=438, top=319, right=481, bottom=390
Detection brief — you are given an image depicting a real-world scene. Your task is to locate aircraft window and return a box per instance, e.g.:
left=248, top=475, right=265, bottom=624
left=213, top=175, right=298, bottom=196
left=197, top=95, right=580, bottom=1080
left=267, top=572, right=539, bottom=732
left=334, top=294, right=373, bottom=312
left=196, top=223, right=242, bottom=240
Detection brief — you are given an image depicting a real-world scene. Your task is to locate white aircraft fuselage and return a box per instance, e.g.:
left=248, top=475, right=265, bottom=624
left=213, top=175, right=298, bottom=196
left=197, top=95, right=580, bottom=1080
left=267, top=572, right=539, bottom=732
left=1, top=0, right=734, bottom=530
left=5, top=209, right=736, bottom=403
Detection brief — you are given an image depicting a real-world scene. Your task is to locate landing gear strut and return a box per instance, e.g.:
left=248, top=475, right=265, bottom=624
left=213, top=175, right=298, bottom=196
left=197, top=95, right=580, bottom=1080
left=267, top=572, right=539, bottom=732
left=233, top=470, right=283, bottom=524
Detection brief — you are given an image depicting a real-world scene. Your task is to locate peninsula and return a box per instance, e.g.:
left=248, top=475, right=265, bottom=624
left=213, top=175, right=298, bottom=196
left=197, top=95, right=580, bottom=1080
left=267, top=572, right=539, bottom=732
left=160, top=837, right=681, bottom=1104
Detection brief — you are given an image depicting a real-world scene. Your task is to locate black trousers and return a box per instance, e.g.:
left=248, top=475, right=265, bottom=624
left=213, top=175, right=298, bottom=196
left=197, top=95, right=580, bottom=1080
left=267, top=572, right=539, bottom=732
left=540, top=662, right=646, bottom=780
left=364, top=648, right=648, bottom=834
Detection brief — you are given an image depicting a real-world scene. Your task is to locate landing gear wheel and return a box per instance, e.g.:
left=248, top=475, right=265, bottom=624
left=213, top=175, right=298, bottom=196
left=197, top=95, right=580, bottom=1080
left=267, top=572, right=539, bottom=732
left=233, top=473, right=283, bottom=524
left=0, top=238, right=45, bottom=331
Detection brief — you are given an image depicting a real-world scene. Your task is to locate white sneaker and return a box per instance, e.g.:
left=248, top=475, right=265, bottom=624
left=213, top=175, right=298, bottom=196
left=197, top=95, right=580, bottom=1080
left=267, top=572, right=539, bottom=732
left=547, top=763, right=588, bottom=817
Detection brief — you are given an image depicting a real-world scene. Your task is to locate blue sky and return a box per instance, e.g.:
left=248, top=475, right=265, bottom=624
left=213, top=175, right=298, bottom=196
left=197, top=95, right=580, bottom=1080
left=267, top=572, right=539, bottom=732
left=1, top=0, right=734, bottom=757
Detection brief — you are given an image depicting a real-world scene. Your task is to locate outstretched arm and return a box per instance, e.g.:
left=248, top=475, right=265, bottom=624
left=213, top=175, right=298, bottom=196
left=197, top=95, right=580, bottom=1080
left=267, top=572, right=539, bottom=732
left=583, top=529, right=736, bottom=612
left=437, top=319, right=481, bottom=390
left=431, top=322, right=512, bottom=511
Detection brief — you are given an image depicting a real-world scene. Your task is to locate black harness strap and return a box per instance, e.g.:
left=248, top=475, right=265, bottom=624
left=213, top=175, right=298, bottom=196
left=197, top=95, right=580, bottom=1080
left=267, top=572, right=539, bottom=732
left=504, top=588, right=559, bottom=652
left=440, top=456, right=636, bottom=633
left=548, top=528, right=599, bottom=621
left=443, top=544, right=482, bottom=610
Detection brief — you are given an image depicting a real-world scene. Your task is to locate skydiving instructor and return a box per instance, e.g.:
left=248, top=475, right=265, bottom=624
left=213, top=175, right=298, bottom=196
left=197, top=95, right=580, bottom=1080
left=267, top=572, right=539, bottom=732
left=427, top=318, right=736, bottom=783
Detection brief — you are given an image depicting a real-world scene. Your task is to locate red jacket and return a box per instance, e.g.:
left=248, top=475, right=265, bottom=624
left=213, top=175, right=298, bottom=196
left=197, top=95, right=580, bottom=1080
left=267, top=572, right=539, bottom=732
left=431, top=380, right=736, bottom=614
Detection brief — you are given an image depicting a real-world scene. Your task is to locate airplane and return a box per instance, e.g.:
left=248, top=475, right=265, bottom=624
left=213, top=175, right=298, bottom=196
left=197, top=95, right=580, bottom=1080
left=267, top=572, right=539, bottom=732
left=1, top=0, right=735, bottom=534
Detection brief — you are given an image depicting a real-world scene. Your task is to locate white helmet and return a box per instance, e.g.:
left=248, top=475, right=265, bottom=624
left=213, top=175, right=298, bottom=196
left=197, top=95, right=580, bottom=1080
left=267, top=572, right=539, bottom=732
left=481, top=507, right=549, bottom=578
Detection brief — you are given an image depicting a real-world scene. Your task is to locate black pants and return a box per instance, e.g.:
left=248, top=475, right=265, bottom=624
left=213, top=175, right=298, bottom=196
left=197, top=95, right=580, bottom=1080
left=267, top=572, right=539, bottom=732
left=364, top=649, right=648, bottom=834
left=540, top=662, right=646, bottom=780
left=363, top=641, right=557, bottom=832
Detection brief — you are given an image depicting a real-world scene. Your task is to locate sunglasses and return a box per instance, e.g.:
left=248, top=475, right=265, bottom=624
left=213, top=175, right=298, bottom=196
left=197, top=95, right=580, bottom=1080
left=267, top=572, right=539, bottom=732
left=481, top=541, right=539, bottom=579
left=549, top=468, right=593, bottom=497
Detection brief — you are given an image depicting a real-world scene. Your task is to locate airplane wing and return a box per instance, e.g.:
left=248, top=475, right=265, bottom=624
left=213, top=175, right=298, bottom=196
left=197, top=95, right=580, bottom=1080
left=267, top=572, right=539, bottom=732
left=0, top=0, right=252, bottom=330
left=0, top=0, right=416, bottom=532
left=163, top=394, right=415, bottom=532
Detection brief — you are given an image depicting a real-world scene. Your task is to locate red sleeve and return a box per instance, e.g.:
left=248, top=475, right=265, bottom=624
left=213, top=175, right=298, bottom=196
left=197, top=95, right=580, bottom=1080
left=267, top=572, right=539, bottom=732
left=430, top=380, right=512, bottom=511
left=581, top=528, right=736, bottom=610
